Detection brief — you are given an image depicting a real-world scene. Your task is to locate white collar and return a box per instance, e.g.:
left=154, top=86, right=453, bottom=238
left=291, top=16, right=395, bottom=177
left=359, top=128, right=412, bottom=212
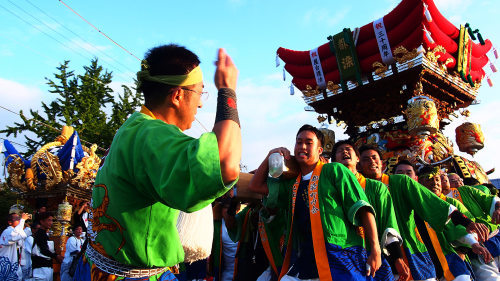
left=302, top=171, right=313, bottom=181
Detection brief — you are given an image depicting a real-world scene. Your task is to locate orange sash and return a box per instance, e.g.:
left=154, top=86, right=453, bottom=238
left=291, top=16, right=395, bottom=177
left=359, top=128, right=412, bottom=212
left=381, top=174, right=390, bottom=186
left=258, top=221, right=278, bottom=275
left=140, top=105, right=156, bottom=119
left=355, top=173, right=366, bottom=190
left=449, top=188, right=464, bottom=204
left=279, top=162, right=332, bottom=281
left=424, top=221, right=455, bottom=281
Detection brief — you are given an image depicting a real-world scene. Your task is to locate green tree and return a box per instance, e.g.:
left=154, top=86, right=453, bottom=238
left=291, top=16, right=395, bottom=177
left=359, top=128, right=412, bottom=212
left=1, top=59, right=143, bottom=156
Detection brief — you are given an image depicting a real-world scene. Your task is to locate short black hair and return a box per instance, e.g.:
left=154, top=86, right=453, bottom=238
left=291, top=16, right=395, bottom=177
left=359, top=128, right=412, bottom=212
left=37, top=212, right=54, bottom=222
left=7, top=213, right=19, bottom=222
left=394, top=159, right=416, bottom=173
left=331, top=140, right=358, bottom=160
left=139, top=44, right=200, bottom=109
left=417, top=165, right=438, bottom=177
left=296, top=125, right=324, bottom=147
left=358, top=144, right=382, bottom=158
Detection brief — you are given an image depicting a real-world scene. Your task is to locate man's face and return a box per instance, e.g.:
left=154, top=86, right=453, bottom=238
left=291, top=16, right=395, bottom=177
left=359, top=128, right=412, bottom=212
left=440, top=173, right=451, bottom=190
left=40, top=216, right=54, bottom=230
left=448, top=174, right=464, bottom=188
left=420, top=174, right=442, bottom=196
left=294, top=130, right=323, bottom=167
left=74, top=226, right=83, bottom=238
left=178, top=82, right=204, bottom=131
left=9, top=214, right=21, bottom=227
left=359, top=149, right=382, bottom=179
left=334, top=144, right=359, bottom=170
left=395, top=164, right=417, bottom=181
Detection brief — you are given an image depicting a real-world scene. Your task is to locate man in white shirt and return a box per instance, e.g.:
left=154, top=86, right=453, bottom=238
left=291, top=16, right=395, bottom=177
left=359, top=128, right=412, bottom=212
left=60, top=225, right=84, bottom=281
left=22, top=221, right=40, bottom=280
left=0, top=213, right=29, bottom=281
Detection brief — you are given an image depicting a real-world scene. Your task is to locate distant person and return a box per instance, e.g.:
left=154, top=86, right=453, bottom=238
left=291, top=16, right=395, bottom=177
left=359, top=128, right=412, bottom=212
left=32, top=212, right=63, bottom=281
left=22, top=221, right=41, bottom=280
left=73, top=202, right=90, bottom=233
left=60, top=225, right=84, bottom=281
left=0, top=213, right=28, bottom=281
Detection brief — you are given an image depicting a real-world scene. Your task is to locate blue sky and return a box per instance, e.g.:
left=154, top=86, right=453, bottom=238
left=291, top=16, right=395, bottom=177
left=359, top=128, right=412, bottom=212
left=1, top=0, right=500, bottom=177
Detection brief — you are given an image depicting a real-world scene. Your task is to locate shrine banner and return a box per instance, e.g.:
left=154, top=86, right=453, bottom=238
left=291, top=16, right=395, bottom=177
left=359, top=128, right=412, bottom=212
left=329, top=28, right=362, bottom=90
left=373, top=17, right=394, bottom=65
left=309, top=47, right=327, bottom=88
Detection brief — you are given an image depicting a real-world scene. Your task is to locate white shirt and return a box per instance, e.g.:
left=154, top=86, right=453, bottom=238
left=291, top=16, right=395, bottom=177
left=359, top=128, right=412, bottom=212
left=62, top=236, right=83, bottom=264
left=0, top=219, right=27, bottom=264
left=221, top=219, right=238, bottom=281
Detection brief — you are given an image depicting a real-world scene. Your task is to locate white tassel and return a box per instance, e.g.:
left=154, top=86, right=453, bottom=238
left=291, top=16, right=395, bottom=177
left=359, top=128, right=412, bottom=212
left=176, top=204, right=214, bottom=263
left=491, top=63, right=498, bottom=73
left=424, top=3, right=433, bottom=22
left=69, top=134, right=78, bottom=170
left=353, top=27, right=360, bottom=46
left=290, top=82, right=295, bottom=95
left=494, top=47, right=499, bottom=59
left=487, top=75, right=494, bottom=87
left=0, top=142, right=3, bottom=155
left=423, top=27, right=435, bottom=44
left=283, top=68, right=286, bottom=81
left=276, top=54, right=280, bottom=67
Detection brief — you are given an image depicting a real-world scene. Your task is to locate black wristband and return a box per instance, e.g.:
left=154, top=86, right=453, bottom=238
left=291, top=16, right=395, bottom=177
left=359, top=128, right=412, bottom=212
left=215, top=88, right=240, bottom=127
left=450, top=210, right=473, bottom=227
left=386, top=241, right=402, bottom=260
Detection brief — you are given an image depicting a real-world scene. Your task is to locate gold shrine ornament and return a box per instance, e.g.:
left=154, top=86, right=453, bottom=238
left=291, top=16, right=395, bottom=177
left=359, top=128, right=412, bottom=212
left=455, top=122, right=485, bottom=156
left=405, top=96, right=439, bottom=138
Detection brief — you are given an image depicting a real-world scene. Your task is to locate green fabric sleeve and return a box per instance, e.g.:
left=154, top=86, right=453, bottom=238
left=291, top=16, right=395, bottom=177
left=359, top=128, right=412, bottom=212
left=461, top=185, right=494, bottom=217
left=366, top=179, right=400, bottom=242
left=324, top=163, right=375, bottom=226
left=137, top=119, right=233, bottom=212
left=390, top=175, right=451, bottom=233
left=443, top=197, right=470, bottom=246
left=349, top=200, right=374, bottom=227
left=227, top=206, right=251, bottom=243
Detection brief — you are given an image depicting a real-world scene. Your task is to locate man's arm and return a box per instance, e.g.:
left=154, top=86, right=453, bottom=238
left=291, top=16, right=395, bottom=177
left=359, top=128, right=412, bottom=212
left=34, top=230, right=57, bottom=259
left=360, top=208, right=381, bottom=277
left=213, top=48, right=241, bottom=184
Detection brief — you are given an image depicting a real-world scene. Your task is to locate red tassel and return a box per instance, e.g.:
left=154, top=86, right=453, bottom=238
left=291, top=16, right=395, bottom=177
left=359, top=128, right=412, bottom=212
left=491, top=63, right=498, bottom=73
left=487, top=76, right=493, bottom=87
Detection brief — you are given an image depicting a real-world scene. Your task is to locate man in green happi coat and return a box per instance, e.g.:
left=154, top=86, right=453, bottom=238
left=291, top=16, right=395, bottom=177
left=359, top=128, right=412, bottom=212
left=74, top=45, right=242, bottom=281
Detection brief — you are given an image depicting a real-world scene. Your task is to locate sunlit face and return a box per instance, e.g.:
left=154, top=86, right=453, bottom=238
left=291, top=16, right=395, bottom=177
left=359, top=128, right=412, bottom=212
left=9, top=214, right=21, bottom=227
left=440, top=173, right=451, bottom=191
left=178, top=82, right=204, bottom=131
left=294, top=130, right=323, bottom=167
left=420, top=174, right=442, bottom=196
left=334, top=144, right=359, bottom=170
left=395, top=164, right=417, bottom=181
left=360, top=149, right=382, bottom=179
left=73, top=226, right=83, bottom=238
left=448, top=174, right=464, bottom=189
left=40, top=216, right=54, bottom=230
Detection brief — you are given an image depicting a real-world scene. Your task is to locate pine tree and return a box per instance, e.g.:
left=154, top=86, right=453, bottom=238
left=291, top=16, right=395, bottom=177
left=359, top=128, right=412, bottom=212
left=1, top=59, right=143, bottom=156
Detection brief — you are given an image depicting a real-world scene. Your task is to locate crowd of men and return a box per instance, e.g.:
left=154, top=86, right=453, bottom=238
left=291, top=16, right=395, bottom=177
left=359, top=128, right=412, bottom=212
left=2, top=43, right=500, bottom=281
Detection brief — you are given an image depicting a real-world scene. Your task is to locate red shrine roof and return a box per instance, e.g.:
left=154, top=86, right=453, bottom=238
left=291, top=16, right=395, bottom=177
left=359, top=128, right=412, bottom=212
left=277, top=0, right=493, bottom=92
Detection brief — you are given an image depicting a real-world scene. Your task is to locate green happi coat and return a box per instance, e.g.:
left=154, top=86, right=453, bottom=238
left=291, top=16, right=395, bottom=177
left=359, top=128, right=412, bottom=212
left=90, top=111, right=234, bottom=268
left=385, top=175, right=452, bottom=256
left=449, top=185, right=498, bottom=232
left=268, top=163, right=373, bottom=250
left=356, top=173, right=401, bottom=251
